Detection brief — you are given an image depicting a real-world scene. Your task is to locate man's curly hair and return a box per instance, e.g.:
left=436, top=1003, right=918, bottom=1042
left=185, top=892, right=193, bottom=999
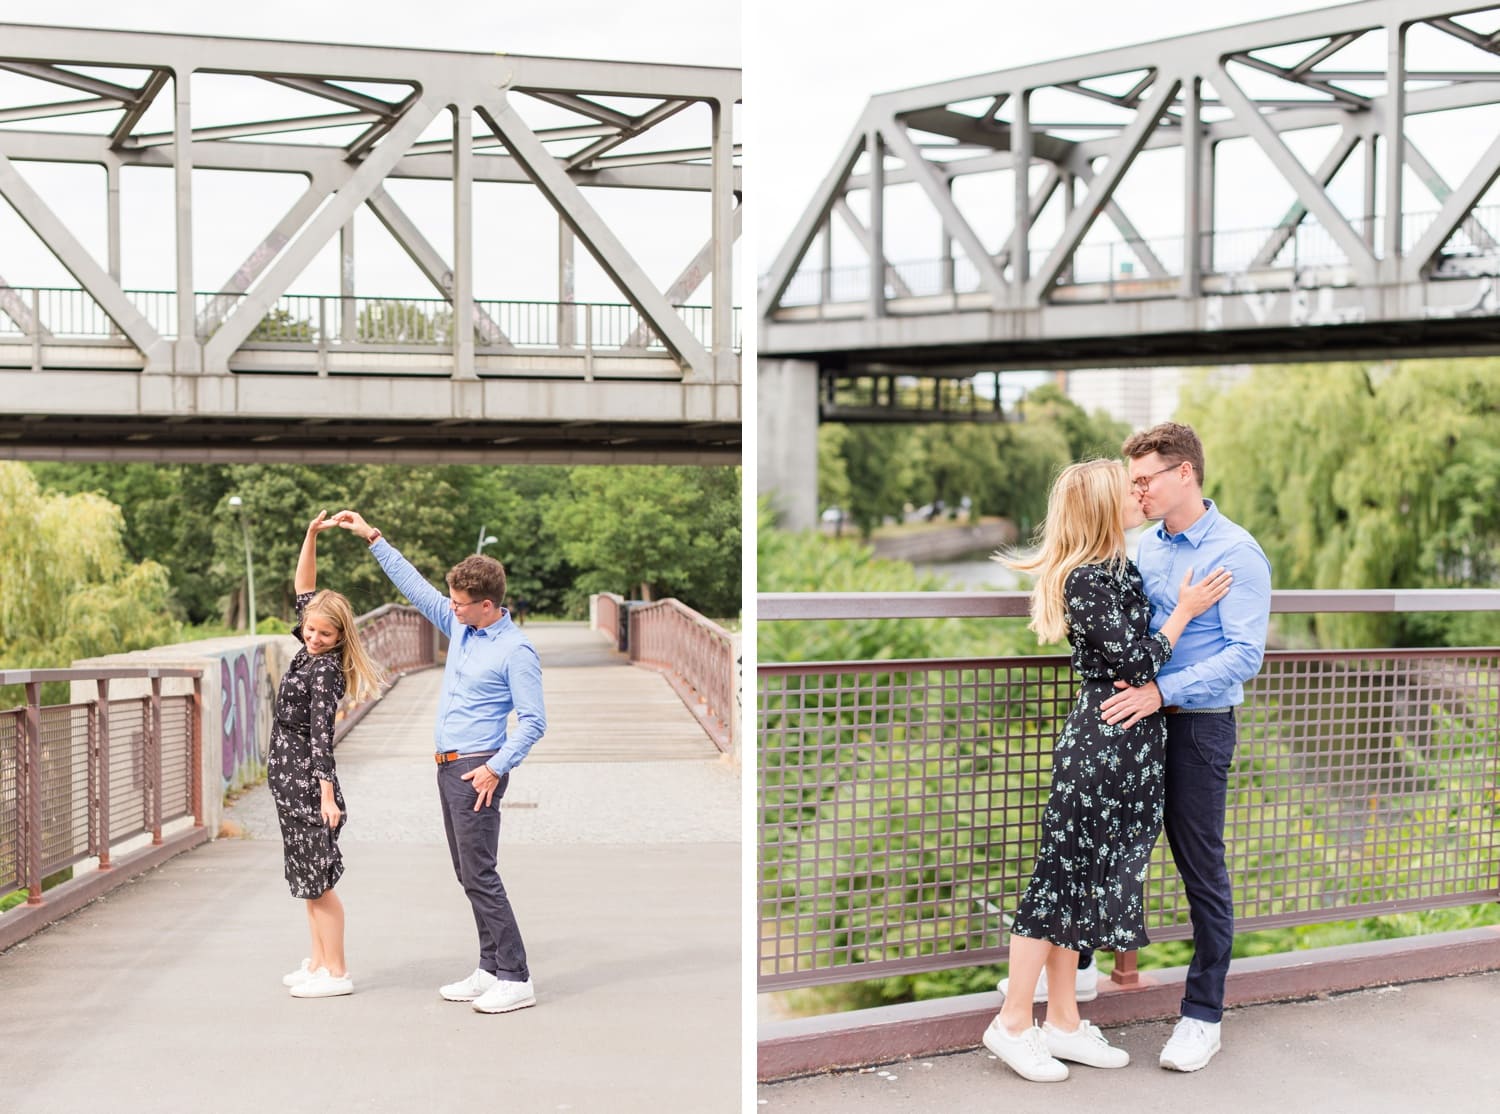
left=446, top=554, right=507, bottom=606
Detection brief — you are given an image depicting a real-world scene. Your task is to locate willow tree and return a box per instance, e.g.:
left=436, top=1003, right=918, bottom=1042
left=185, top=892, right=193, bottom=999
left=0, top=463, right=176, bottom=691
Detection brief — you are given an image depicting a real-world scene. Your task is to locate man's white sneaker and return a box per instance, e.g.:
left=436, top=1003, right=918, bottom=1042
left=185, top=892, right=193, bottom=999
left=1043, top=1020, right=1129, bottom=1068
left=998, top=956, right=1099, bottom=1004
left=282, top=958, right=314, bottom=988
left=289, top=968, right=354, bottom=998
left=472, top=977, right=536, bottom=1014
left=982, top=1018, right=1069, bottom=1082
left=439, top=968, right=499, bottom=1002
left=1159, top=1016, right=1221, bottom=1072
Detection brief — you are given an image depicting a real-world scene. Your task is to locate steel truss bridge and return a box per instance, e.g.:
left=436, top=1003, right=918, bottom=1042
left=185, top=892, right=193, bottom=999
left=0, top=24, right=740, bottom=464
left=759, top=0, right=1500, bottom=521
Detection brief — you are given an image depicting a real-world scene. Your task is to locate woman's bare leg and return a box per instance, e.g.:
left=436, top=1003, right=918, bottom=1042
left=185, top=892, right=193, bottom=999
left=304, top=899, right=326, bottom=971
left=1041, top=945, right=1081, bottom=1031
left=997, top=935, right=1053, bottom=1034
left=307, top=889, right=346, bottom=977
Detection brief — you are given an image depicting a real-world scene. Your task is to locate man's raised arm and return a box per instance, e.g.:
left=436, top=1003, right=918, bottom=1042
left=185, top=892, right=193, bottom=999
left=333, top=510, right=453, bottom=636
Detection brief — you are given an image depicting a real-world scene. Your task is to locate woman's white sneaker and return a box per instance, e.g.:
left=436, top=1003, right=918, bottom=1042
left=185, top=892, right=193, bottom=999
left=289, top=968, right=354, bottom=998
left=282, top=958, right=314, bottom=987
left=1159, top=1017, right=1221, bottom=1071
left=1043, top=1020, right=1129, bottom=1068
left=983, top=1019, right=1069, bottom=1082
left=440, top=968, right=499, bottom=1002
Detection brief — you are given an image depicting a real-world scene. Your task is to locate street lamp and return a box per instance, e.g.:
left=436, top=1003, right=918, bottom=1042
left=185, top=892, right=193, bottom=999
left=475, top=525, right=498, bottom=555
left=228, top=496, right=257, bottom=634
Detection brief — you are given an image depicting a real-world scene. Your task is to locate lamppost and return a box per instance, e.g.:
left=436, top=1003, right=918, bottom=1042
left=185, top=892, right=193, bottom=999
left=475, top=526, right=498, bottom=555
left=228, top=496, right=257, bottom=634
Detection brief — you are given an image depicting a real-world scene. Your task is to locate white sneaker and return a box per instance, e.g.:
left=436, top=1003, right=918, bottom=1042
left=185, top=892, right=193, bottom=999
left=1159, top=1016, right=1221, bottom=1072
left=472, top=977, right=537, bottom=1014
left=439, top=968, right=499, bottom=1002
left=282, top=958, right=313, bottom=988
left=1043, top=1020, right=1129, bottom=1068
left=998, top=956, right=1099, bottom=1004
left=289, top=968, right=354, bottom=998
left=982, top=1018, right=1069, bottom=1082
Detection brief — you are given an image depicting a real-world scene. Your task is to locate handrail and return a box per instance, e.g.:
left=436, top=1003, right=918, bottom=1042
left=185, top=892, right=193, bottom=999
left=629, top=599, right=736, bottom=753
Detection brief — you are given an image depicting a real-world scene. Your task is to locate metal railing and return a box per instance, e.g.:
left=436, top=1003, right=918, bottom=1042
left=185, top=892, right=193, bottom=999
left=0, top=667, right=203, bottom=909
left=630, top=599, right=737, bottom=753
left=592, top=592, right=738, bottom=754
left=773, top=203, right=1500, bottom=308
left=337, top=603, right=443, bottom=741
left=757, top=590, right=1500, bottom=992
left=0, top=287, right=742, bottom=355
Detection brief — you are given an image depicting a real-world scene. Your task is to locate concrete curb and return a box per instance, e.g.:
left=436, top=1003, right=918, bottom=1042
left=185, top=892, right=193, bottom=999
left=758, top=924, right=1500, bottom=1081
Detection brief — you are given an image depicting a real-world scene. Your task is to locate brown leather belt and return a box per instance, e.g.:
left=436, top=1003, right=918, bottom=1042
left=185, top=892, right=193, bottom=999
left=1162, top=705, right=1233, bottom=715
left=435, top=749, right=498, bottom=765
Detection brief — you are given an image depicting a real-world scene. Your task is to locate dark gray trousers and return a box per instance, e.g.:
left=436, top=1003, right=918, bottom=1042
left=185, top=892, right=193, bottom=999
left=437, top=754, right=529, bottom=982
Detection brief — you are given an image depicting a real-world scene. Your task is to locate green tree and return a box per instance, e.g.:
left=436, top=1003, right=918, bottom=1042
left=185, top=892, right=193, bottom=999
left=547, top=466, right=741, bottom=616
left=0, top=463, right=177, bottom=703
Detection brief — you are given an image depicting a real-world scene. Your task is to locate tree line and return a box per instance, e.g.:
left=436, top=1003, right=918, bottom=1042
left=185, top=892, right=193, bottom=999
left=1, top=461, right=740, bottom=682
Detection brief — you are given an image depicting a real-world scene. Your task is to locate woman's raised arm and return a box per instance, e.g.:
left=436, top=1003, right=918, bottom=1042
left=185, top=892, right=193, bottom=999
left=295, top=510, right=339, bottom=594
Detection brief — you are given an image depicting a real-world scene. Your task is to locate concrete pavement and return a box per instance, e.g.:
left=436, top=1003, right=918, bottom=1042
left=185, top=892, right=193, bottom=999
left=757, top=970, right=1500, bottom=1113
left=0, top=623, right=740, bottom=1113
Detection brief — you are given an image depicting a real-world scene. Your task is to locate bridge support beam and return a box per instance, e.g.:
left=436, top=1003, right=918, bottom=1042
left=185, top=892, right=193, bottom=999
left=758, top=359, right=819, bottom=531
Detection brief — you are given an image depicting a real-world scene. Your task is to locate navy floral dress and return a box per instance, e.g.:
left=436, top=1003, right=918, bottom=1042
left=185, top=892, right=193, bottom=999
left=1009, top=561, right=1173, bottom=951
left=268, top=591, right=347, bottom=899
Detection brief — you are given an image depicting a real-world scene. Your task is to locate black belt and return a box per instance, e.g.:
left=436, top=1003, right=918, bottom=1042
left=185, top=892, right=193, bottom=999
left=1162, top=705, right=1233, bottom=715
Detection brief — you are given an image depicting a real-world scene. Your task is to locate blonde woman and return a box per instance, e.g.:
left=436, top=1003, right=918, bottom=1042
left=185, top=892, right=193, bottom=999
left=272, top=511, right=385, bottom=999
left=984, top=460, right=1232, bottom=1082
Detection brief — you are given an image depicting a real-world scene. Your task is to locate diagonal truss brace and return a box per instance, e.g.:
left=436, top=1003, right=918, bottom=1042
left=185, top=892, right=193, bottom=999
left=365, top=185, right=510, bottom=346
left=625, top=202, right=741, bottom=346
left=203, top=98, right=443, bottom=370
left=0, top=148, right=168, bottom=367
left=880, top=114, right=1009, bottom=305
left=476, top=90, right=712, bottom=376
left=1403, top=127, right=1500, bottom=281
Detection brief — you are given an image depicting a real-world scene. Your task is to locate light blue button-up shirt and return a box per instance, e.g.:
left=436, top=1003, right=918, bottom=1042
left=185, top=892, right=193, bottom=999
left=1136, top=499, right=1272, bottom=709
left=371, top=538, right=546, bottom=777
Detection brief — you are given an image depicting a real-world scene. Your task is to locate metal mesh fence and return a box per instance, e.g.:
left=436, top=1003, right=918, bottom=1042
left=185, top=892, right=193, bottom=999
left=0, top=710, right=19, bottom=897
left=160, top=696, right=193, bottom=823
left=758, top=648, right=1500, bottom=991
left=38, top=706, right=90, bottom=872
left=106, top=699, right=150, bottom=845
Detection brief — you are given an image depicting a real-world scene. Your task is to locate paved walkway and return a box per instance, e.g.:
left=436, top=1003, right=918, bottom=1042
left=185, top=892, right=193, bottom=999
left=758, top=970, right=1500, bottom=1113
left=0, top=623, right=740, bottom=1113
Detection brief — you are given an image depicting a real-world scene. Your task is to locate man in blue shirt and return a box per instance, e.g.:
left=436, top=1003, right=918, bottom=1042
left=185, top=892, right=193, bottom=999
left=336, top=509, right=547, bottom=1015
left=1100, top=422, right=1272, bottom=1073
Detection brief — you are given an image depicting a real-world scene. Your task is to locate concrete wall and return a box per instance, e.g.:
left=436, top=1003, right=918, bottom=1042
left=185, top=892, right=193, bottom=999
left=71, top=635, right=298, bottom=840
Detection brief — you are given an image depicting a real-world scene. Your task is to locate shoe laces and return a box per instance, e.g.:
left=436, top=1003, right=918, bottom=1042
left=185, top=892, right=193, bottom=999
left=1173, top=1017, right=1209, bottom=1044
left=1020, top=1026, right=1053, bottom=1062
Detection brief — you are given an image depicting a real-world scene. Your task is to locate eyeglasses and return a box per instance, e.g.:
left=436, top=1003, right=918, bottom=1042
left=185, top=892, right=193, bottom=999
left=1130, top=463, right=1182, bottom=492
left=449, top=596, right=488, bottom=610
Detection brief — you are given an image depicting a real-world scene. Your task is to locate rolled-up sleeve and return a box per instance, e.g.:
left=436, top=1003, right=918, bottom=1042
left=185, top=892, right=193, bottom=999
left=488, top=643, right=546, bottom=777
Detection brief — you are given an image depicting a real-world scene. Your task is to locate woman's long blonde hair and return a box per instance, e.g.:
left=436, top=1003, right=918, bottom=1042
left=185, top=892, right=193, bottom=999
left=1002, top=459, right=1130, bottom=644
left=303, top=589, right=387, bottom=704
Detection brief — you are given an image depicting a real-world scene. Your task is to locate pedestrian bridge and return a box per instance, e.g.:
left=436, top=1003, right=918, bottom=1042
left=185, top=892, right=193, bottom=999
left=0, top=622, right=739, bottom=1112
left=0, top=24, right=741, bottom=464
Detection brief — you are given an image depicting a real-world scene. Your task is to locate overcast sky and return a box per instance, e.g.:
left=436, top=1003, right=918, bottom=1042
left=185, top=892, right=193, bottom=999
left=0, top=1, right=740, bottom=305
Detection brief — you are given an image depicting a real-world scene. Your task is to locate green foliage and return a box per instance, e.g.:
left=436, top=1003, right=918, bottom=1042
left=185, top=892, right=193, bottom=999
left=0, top=463, right=177, bottom=705
left=549, top=466, right=742, bottom=616
left=1179, top=361, right=1500, bottom=647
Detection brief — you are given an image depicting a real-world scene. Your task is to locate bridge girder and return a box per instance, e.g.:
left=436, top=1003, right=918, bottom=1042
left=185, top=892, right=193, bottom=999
left=0, top=21, right=741, bottom=404
left=761, top=0, right=1500, bottom=371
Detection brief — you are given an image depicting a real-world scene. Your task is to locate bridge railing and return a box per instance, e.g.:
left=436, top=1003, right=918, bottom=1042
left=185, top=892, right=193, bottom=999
left=591, top=593, right=739, bottom=755
left=339, top=602, right=444, bottom=741
left=629, top=599, right=737, bottom=754
left=774, top=203, right=1500, bottom=309
left=0, top=667, right=204, bottom=917
left=757, top=590, right=1500, bottom=994
left=0, top=287, right=742, bottom=355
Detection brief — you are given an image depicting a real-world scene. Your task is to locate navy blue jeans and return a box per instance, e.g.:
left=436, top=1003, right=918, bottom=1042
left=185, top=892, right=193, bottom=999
left=1163, top=710, right=1236, bottom=1022
left=437, top=755, right=529, bottom=982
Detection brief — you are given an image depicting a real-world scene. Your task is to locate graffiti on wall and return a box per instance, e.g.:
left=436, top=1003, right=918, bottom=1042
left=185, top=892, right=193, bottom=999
left=220, top=645, right=272, bottom=793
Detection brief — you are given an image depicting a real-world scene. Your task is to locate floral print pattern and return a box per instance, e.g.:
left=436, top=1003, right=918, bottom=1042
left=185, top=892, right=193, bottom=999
left=269, top=591, right=347, bottom=899
left=1009, top=561, right=1174, bottom=951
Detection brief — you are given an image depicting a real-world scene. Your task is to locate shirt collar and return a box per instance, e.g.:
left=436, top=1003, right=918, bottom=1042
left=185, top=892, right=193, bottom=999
left=1156, top=498, right=1219, bottom=547
left=464, top=612, right=512, bottom=639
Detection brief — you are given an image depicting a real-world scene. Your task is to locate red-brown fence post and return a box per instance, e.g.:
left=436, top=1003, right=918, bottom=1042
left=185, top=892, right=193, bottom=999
left=1110, top=949, right=1139, bottom=987
left=149, top=675, right=163, bottom=846
left=190, top=673, right=204, bottom=829
left=96, top=678, right=112, bottom=869
left=22, top=681, right=43, bottom=905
